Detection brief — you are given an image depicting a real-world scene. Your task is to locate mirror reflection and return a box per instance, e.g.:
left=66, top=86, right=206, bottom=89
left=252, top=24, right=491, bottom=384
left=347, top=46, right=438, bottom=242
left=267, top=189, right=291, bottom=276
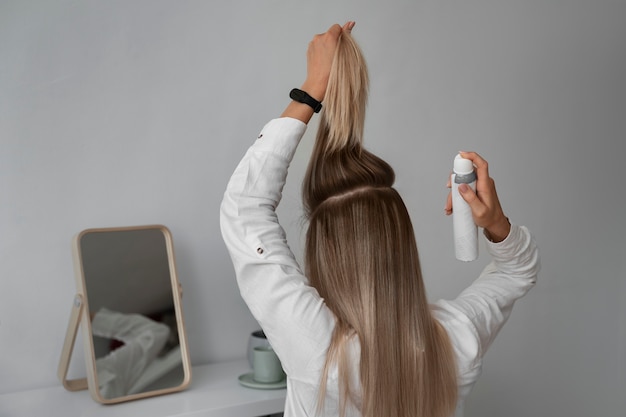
left=77, top=226, right=189, bottom=401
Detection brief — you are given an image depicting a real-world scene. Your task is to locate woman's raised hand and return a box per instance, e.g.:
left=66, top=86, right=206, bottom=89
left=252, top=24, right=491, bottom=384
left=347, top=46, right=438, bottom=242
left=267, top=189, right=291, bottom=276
left=281, top=21, right=354, bottom=123
left=301, top=21, right=355, bottom=102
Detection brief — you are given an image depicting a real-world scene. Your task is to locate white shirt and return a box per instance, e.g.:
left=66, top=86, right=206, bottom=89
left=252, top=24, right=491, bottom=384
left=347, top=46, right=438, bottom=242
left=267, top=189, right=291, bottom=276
left=92, top=308, right=170, bottom=399
left=220, top=117, right=540, bottom=417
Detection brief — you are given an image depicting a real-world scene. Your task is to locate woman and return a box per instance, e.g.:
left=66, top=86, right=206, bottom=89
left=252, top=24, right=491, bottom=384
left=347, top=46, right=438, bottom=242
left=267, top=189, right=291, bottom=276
left=220, top=22, right=539, bottom=417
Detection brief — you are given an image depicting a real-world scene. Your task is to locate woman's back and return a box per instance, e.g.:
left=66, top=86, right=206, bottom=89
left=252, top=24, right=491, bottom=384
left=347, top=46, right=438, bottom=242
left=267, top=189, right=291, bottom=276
left=220, top=22, right=539, bottom=417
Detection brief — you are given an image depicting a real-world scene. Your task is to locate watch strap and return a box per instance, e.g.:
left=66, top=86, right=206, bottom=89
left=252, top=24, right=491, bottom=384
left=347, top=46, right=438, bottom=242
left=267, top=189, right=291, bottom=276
left=289, top=88, right=323, bottom=113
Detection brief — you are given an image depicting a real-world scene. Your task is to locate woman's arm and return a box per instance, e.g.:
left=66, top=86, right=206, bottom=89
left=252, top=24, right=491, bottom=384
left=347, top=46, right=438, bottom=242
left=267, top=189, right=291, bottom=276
left=220, top=22, right=354, bottom=380
left=441, top=152, right=540, bottom=358
left=449, top=224, right=540, bottom=355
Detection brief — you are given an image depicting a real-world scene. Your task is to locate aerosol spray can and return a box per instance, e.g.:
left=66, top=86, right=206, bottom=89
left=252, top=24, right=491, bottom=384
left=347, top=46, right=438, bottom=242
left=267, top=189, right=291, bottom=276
left=452, top=154, right=478, bottom=261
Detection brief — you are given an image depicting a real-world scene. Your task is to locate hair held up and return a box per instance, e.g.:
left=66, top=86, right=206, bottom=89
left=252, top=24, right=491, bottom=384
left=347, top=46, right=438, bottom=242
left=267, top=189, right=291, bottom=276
left=303, top=31, right=394, bottom=217
left=302, top=31, right=458, bottom=417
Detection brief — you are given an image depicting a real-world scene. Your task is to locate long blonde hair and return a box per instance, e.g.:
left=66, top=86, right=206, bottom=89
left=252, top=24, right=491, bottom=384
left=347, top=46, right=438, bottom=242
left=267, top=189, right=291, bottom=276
left=303, top=31, right=458, bottom=417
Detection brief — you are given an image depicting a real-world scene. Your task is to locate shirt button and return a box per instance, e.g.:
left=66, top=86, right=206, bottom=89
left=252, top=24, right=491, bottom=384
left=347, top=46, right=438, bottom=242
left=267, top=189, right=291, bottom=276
left=257, top=247, right=264, bottom=255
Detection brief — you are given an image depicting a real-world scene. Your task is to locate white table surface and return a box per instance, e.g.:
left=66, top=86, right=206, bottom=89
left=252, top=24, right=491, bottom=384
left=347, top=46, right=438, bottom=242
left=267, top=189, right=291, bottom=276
left=0, top=360, right=286, bottom=417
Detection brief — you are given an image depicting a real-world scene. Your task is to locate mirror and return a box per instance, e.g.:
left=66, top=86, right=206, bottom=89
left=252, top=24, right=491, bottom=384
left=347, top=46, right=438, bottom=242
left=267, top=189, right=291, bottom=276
left=59, top=225, right=191, bottom=404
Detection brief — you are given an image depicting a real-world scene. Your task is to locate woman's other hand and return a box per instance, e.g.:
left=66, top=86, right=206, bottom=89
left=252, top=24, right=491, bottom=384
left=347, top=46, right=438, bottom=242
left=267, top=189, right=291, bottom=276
left=445, top=151, right=511, bottom=243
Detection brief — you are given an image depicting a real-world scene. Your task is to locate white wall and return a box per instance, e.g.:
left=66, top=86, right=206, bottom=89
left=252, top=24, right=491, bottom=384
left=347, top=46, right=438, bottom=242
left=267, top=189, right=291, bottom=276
left=1, top=1, right=624, bottom=415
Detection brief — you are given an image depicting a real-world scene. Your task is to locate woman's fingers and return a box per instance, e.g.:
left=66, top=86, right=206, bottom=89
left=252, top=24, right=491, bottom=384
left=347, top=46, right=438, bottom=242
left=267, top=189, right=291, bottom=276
left=342, top=21, right=355, bottom=32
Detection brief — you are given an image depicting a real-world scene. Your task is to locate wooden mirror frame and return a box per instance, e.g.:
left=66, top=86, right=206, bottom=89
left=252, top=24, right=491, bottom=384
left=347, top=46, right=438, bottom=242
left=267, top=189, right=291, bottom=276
left=58, top=225, right=191, bottom=404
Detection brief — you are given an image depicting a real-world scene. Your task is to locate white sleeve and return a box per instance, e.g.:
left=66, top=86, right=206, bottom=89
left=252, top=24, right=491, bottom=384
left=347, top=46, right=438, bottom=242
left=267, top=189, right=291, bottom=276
left=92, top=308, right=170, bottom=398
left=91, top=308, right=170, bottom=349
left=220, top=118, right=335, bottom=380
left=436, top=224, right=540, bottom=359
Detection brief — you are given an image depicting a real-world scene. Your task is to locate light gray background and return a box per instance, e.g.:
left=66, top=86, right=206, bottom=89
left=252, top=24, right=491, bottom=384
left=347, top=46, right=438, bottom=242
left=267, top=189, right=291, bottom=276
left=1, top=1, right=625, bottom=416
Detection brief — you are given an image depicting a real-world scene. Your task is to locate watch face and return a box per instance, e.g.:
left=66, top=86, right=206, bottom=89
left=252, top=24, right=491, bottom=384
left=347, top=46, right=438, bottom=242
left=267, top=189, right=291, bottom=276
left=290, top=89, right=305, bottom=101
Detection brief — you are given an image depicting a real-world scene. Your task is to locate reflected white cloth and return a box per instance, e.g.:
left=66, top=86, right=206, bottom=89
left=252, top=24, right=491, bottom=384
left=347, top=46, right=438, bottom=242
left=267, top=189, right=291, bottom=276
left=220, top=118, right=540, bottom=417
left=92, top=308, right=170, bottom=399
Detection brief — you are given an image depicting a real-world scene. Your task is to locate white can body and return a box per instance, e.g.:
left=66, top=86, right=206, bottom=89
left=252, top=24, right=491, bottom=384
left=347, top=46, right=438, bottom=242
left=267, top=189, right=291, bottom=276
left=452, top=173, right=478, bottom=261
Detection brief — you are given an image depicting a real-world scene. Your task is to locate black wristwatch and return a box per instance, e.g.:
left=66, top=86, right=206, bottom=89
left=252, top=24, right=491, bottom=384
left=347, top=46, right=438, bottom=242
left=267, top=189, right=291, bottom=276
left=289, top=88, right=323, bottom=113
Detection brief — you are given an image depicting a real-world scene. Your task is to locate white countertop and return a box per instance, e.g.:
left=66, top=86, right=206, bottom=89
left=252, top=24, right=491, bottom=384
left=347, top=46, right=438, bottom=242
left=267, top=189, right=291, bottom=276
left=0, top=360, right=286, bottom=417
